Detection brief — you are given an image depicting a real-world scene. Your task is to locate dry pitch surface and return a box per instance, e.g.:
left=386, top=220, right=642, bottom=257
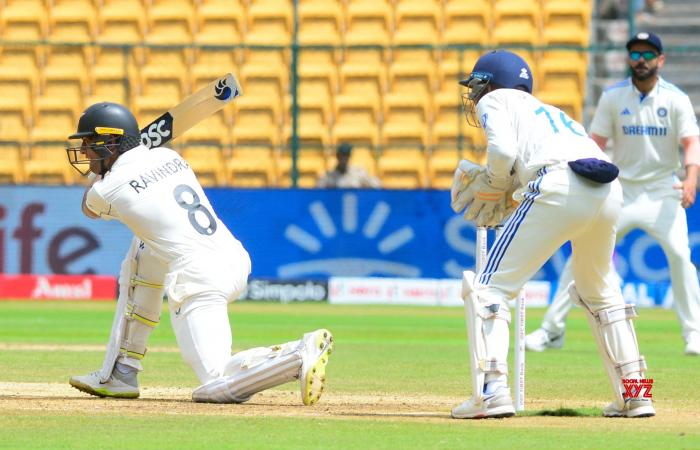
left=2, top=380, right=698, bottom=432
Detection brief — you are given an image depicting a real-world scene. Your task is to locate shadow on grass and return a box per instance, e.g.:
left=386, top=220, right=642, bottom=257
left=517, top=407, right=602, bottom=417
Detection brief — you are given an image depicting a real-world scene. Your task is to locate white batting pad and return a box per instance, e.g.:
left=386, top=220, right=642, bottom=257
left=462, top=270, right=511, bottom=402
left=569, top=283, right=647, bottom=409
left=192, top=344, right=302, bottom=403
left=100, top=239, right=166, bottom=381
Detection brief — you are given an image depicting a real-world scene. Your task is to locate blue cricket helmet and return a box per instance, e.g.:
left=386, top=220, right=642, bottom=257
left=460, top=50, right=533, bottom=93
left=459, top=50, right=533, bottom=127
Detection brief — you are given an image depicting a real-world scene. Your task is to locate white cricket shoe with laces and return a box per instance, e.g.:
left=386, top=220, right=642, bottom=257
left=298, top=329, right=334, bottom=406
left=69, top=364, right=139, bottom=399
left=603, top=398, right=655, bottom=418
left=451, top=386, right=516, bottom=419
left=524, top=328, right=565, bottom=352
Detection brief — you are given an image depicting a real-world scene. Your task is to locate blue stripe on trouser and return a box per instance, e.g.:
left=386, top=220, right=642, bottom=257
left=478, top=167, right=548, bottom=285
left=478, top=167, right=545, bottom=283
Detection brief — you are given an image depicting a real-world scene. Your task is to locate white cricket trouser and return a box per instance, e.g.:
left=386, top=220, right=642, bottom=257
left=541, top=176, right=700, bottom=340
left=476, top=167, right=624, bottom=310
left=168, top=249, right=252, bottom=383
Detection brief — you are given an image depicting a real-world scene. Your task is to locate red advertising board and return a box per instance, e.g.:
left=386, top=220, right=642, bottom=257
left=0, top=274, right=117, bottom=301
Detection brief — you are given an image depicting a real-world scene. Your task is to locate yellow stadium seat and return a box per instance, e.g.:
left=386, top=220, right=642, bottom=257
left=0, top=100, right=31, bottom=141
left=192, top=49, right=238, bottom=86
left=542, top=1, right=591, bottom=46
left=24, top=141, right=74, bottom=185
left=393, top=1, right=439, bottom=46
left=0, top=69, right=38, bottom=114
left=377, top=143, right=428, bottom=189
left=245, top=0, right=293, bottom=46
left=39, top=70, right=88, bottom=113
left=442, top=0, right=491, bottom=46
left=382, top=93, right=431, bottom=146
left=432, top=91, right=464, bottom=149
left=286, top=104, right=332, bottom=152
left=0, top=45, right=43, bottom=73
left=142, top=47, right=192, bottom=75
left=233, top=98, right=281, bottom=147
left=44, top=46, right=93, bottom=75
left=48, top=0, right=98, bottom=43
left=239, top=58, right=288, bottom=112
left=145, top=2, right=195, bottom=44
left=92, top=44, right=141, bottom=82
left=195, top=0, right=245, bottom=45
left=388, top=60, right=436, bottom=98
left=333, top=94, right=381, bottom=148
left=31, top=101, right=79, bottom=139
left=180, top=141, right=228, bottom=187
left=1, top=2, right=48, bottom=41
left=0, top=142, right=25, bottom=184
left=493, top=1, right=540, bottom=46
left=275, top=148, right=329, bottom=188
left=428, top=148, right=461, bottom=189
left=97, top=0, right=146, bottom=44
left=87, top=72, right=131, bottom=105
left=226, top=146, right=275, bottom=187
left=539, top=51, right=588, bottom=98
left=338, top=58, right=387, bottom=105
left=138, top=67, right=188, bottom=101
left=298, top=1, right=342, bottom=46
left=344, top=1, right=391, bottom=46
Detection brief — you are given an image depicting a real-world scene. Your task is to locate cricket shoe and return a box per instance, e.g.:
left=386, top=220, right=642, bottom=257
left=685, top=333, right=700, bottom=356
left=451, top=388, right=516, bottom=419
left=69, top=366, right=139, bottom=399
left=298, top=328, right=334, bottom=406
left=603, top=398, right=655, bottom=418
left=524, top=328, right=565, bottom=352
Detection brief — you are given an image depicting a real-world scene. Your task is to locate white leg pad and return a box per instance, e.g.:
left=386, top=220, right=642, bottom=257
left=99, top=239, right=166, bottom=381
left=192, top=343, right=303, bottom=403
left=569, top=283, right=647, bottom=409
left=462, top=270, right=511, bottom=402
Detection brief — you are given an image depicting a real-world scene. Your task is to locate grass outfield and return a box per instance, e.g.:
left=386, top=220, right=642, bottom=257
left=0, top=300, right=699, bottom=449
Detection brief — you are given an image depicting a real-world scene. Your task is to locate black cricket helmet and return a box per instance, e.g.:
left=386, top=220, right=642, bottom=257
left=66, top=102, right=141, bottom=176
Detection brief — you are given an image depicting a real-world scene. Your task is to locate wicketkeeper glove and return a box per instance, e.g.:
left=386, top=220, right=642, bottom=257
left=464, top=172, right=510, bottom=227
left=450, top=159, right=485, bottom=214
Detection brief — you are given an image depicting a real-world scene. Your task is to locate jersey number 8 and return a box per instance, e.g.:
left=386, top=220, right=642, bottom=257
left=173, top=184, right=217, bottom=236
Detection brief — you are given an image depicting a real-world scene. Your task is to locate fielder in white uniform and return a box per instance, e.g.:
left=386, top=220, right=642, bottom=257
left=450, top=50, right=654, bottom=419
left=526, top=32, right=700, bottom=356
left=66, top=102, right=334, bottom=405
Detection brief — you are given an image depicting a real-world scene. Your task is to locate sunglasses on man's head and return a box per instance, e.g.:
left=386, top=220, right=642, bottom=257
left=629, top=51, right=658, bottom=61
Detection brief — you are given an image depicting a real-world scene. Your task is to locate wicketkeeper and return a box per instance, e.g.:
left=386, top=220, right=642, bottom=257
left=450, top=51, right=654, bottom=419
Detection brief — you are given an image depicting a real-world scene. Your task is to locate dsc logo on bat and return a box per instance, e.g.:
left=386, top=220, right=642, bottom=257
left=141, top=113, right=173, bottom=148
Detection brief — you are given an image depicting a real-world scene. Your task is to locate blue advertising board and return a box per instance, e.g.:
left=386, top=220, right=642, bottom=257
left=1, top=186, right=698, bottom=304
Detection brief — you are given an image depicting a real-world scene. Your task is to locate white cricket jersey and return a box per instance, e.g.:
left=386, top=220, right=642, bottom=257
left=85, top=145, right=243, bottom=267
left=590, top=77, right=699, bottom=182
left=476, top=89, right=608, bottom=186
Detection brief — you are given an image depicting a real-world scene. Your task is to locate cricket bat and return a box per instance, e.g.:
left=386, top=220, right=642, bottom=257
left=139, top=73, right=241, bottom=149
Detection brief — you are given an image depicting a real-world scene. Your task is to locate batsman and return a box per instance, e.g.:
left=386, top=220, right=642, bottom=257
left=450, top=50, right=654, bottom=419
left=65, top=102, right=334, bottom=405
